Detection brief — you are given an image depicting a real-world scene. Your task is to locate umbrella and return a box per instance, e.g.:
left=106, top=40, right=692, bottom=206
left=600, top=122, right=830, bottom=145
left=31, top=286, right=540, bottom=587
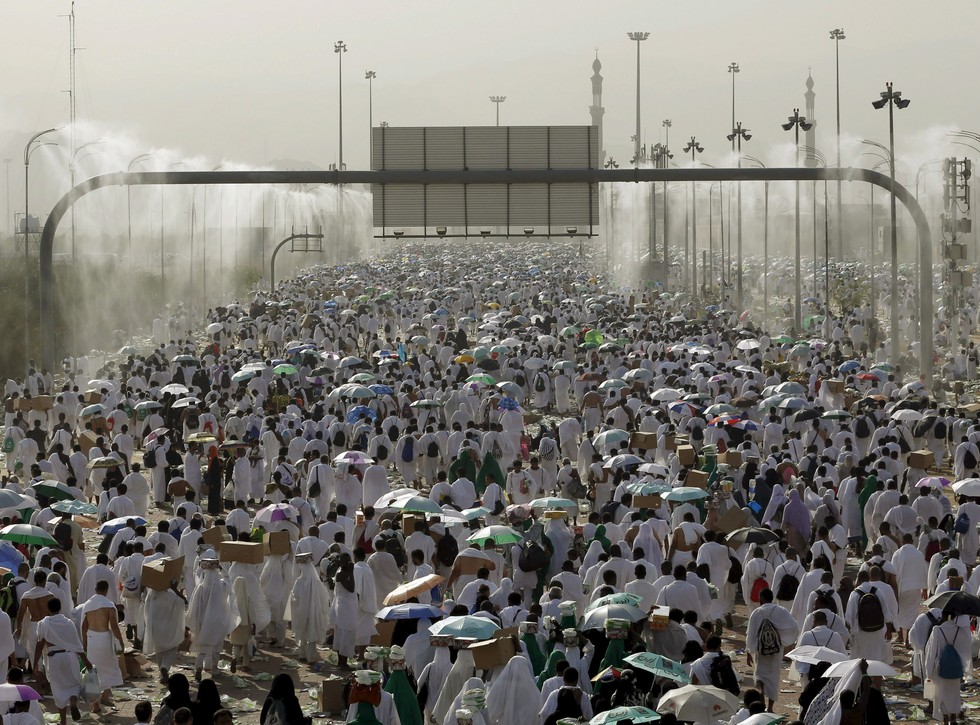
left=496, top=381, right=524, bottom=397
left=97, top=516, right=148, bottom=536
left=650, top=388, right=684, bottom=403
left=50, top=500, right=98, bottom=516
left=590, top=707, right=661, bottom=725
left=624, top=368, right=654, bottom=382
left=160, top=383, right=190, bottom=395
left=349, top=372, right=376, bottom=384
left=924, top=590, right=980, bottom=616
left=916, top=476, right=950, bottom=488
left=638, top=462, right=670, bottom=477
left=455, top=354, right=475, bottom=364
left=0, top=524, right=56, bottom=547
left=476, top=358, right=500, bottom=371
left=623, top=652, right=691, bottom=683
left=668, top=401, right=702, bottom=416
left=657, top=684, right=740, bottom=722
left=726, top=527, right=780, bottom=546
left=339, top=356, right=368, bottom=368
left=774, top=381, right=807, bottom=395
left=524, top=357, right=547, bottom=370
left=171, top=397, right=201, bottom=409
left=254, top=503, right=299, bottom=526
left=338, top=385, right=375, bottom=400
left=0, top=684, right=42, bottom=702
left=529, top=497, right=578, bottom=510
left=735, top=339, right=761, bottom=351
left=593, top=429, right=630, bottom=448
left=466, top=374, right=496, bottom=386
left=386, top=496, right=443, bottom=515
left=663, top=487, right=710, bottom=502
left=553, top=360, right=576, bottom=371
left=87, top=456, right=122, bottom=469
left=376, top=603, right=446, bottom=621
left=467, top=525, right=524, bottom=546
left=891, top=409, right=922, bottom=422
left=346, top=405, right=378, bottom=424
left=173, top=354, right=198, bottom=364
left=383, top=574, right=445, bottom=606
left=368, top=384, right=394, bottom=395
left=581, top=603, right=646, bottom=630
left=599, top=379, right=629, bottom=391
left=29, top=481, right=80, bottom=502
left=776, top=397, right=808, bottom=411
left=460, top=506, right=491, bottom=521
left=785, top=645, right=850, bottom=665
left=839, top=360, right=861, bottom=373
left=952, top=478, right=980, bottom=497
left=824, top=659, right=897, bottom=678
left=587, top=593, right=643, bottom=610
left=739, top=715, right=787, bottom=725
left=821, top=409, right=851, bottom=420
left=732, top=420, right=761, bottom=432
left=185, top=432, right=218, bottom=444
left=789, top=409, right=820, bottom=425
left=333, top=451, right=375, bottom=465
left=626, top=480, right=671, bottom=496
left=497, top=397, right=522, bottom=412
left=134, top=400, right=163, bottom=412
left=410, top=399, right=442, bottom=410
left=79, top=403, right=106, bottom=418
left=704, top=403, right=737, bottom=416
left=117, top=345, right=139, bottom=356
left=0, top=490, right=30, bottom=510
left=429, top=615, right=500, bottom=640
left=0, top=542, right=25, bottom=573
left=603, top=453, right=644, bottom=469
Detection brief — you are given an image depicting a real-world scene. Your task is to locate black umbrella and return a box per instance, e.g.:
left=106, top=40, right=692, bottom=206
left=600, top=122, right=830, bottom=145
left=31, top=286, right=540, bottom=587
left=790, top=409, right=820, bottom=425
left=476, top=358, right=501, bottom=371
left=725, top=527, right=780, bottom=547
left=912, top=415, right=937, bottom=438
left=925, top=590, right=980, bottom=616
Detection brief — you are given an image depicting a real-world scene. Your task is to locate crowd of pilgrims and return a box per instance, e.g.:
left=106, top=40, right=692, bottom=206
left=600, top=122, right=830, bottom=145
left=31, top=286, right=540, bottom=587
left=0, top=244, right=978, bottom=725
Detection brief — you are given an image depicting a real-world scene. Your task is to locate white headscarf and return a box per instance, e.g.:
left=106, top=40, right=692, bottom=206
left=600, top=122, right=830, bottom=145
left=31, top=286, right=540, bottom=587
left=432, top=648, right=478, bottom=725
left=484, top=655, right=541, bottom=725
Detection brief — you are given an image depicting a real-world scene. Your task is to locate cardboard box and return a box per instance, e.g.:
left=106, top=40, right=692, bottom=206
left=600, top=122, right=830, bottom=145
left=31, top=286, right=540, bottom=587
left=318, top=677, right=347, bottom=715
left=219, top=541, right=264, bottom=564
left=686, top=470, right=709, bottom=488
left=469, top=635, right=518, bottom=670
left=402, top=515, right=417, bottom=536
left=141, top=555, right=184, bottom=591
left=16, top=398, right=32, bottom=413
left=78, top=430, right=99, bottom=455
left=664, top=433, right=676, bottom=451
left=201, top=526, right=230, bottom=546
left=370, top=619, right=396, bottom=646
left=630, top=431, right=658, bottom=451
left=713, top=506, right=749, bottom=535
left=30, top=395, right=54, bottom=412
left=264, top=530, right=291, bottom=556
left=84, top=391, right=102, bottom=405
left=909, top=450, right=933, bottom=470
left=677, top=445, right=696, bottom=467
left=825, top=379, right=845, bottom=394
left=457, top=554, right=494, bottom=576
left=722, top=451, right=743, bottom=467
left=493, top=626, right=519, bottom=640
left=633, top=494, right=661, bottom=509
left=120, top=651, right=148, bottom=678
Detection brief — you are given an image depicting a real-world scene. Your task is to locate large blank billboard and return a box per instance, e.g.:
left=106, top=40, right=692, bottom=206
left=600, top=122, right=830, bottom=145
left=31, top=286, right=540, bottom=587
left=371, top=126, right=599, bottom=233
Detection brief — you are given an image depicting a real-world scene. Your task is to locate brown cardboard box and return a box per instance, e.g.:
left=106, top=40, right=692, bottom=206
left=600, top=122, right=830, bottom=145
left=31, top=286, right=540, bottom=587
left=30, top=395, right=54, bottom=411
left=84, top=390, right=102, bottom=404
left=318, top=678, right=347, bottom=715
left=120, top=651, right=148, bottom=678
left=633, top=494, right=661, bottom=509
left=722, top=451, right=743, bottom=467
left=686, top=470, right=709, bottom=488
left=825, top=379, right=845, bottom=394
left=141, top=556, right=184, bottom=591
left=630, top=431, right=658, bottom=451
left=370, top=619, right=396, bottom=646
left=402, top=515, right=417, bottom=536
left=909, top=450, right=933, bottom=469
left=264, top=530, right=291, bottom=556
left=15, top=398, right=31, bottom=413
left=201, top=526, right=230, bottom=546
left=469, top=635, right=518, bottom=670
left=664, top=433, right=676, bottom=451
left=457, top=554, right=494, bottom=576
left=713, top=506, right=749, bottom=535
left=78, top=430, right=99, bottom=455
left=677, top=445, right=696, bottom=467
left=219, top=541, right=264, bottom=564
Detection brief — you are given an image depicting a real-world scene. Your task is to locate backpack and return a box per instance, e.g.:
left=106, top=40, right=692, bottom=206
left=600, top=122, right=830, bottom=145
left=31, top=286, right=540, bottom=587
left=376, top=443, right=389, bottom=461
left=491, top=439, right=503, bottom=460
left=265, top=698, right=288, bottom=725
left=0, top=582, right=18, bottom=620
left=727, top=555, right=743, bottom=585
left=566, top=476, right=588, bottom=500
left=934, top=419, right=948, bottom=439
left=775, top=571, right=801, bottom=602
left=709, top=653, right=740, bottom=695
left=750, top=577, right=769, bottom=604
left=690, top=425, right=704, bottom=441
left=757, top=618, right=782, bottom=657
left=954, top=511, right=971, bottom=535
left=937, top=629, right=964, bottom=679
left=435, top=533, right=459, bottom=567
left=857, top=586, right=885, bottom=632
left=426, top=440, right=440, bottom=458
left=356, top=529, right=375, bottom=555
left=854, top=416, right=871, bottom=438
left=143, top=447, right=157, bottom=469
left=535, top=375, right=546, bottom=392
left=388, top=423, right=399, bottom=441
left=401, top=437, right=415, bottom=463
left=333, top=429, right=346, bottom=448
left=925, top=537, right=941, bottom=562
left=308, top=468, right=322, bottom=499
left=518, top=540, right=549, bottom=572
left=965, top=445, right=979, bottom=470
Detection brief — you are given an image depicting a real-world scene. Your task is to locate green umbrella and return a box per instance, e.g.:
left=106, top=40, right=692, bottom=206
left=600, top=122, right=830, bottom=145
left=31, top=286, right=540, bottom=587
left=466, top=374, right=496, bottom=386
left=0, top=524, right=57, bottom=548
left=598, top=379, right=629, bottom=391
left=821, top=409, right=851, bottom=420
left=349, top=372, right=376, bottom=384
left=553, top=360, right=576, bottom=371
left=466, top=525, right=524, bottom=546
left=626, top=481, right=671, bottom=496
left=623, top=652, right=691, bottom=683
left=231, top=370, right=255, bottom=383
left=584, top=329, right=604, bottom=345
left=50, top=500, right=99, bottom=516
left=559, top=326, right=581, bottom=337
left=589, top=706, right=661, bottom=725
left=29, top=482, right=79, bottom=503
left=428, top=615, right=500, bottom=641
left=772, top=334, right=794, bottom=344
left=273, top=363, right=298, bottom=375
left=388, top=496, right=442, bottom=515
left=587, top=592, right=643, bottom=611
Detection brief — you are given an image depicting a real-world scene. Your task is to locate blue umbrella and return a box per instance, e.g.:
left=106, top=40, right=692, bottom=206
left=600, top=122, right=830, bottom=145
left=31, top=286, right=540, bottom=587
left=98, top=516, right=147, bottom=536
left=346, top=405, right=378, bottom=424
left=376, top=603, right=446, bottom=621
left=839, top=360, right=861, bottom=373
left=369, top=384, right=394, bottom=395
left=497, top=397, right=521, bottom=411
left=0, top=542, right=25, bottom=572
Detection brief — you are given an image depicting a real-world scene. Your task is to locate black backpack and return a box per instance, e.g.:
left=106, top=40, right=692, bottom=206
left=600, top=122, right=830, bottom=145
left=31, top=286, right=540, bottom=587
left=376, top=443, right=389, bottom=461
left=934, top=419, right=948, bottom=439
left=757, top=618, right=782, bottom=657
left=709, top=653, right=740, bottom=695
left=966, top=448, right=978, bottom=470
left=775, top=571, right=801, bottom=601
left=401, top=437, right=415, bottom=463
left=855, top=416, right=871, bottom=438
left=727, top=553, right=743, bottom=585
left=333, top=429, right=346, bottom=448
left=426, top=440, right=440, bottom=458
left=535, top=375, right=546, bottom=392
left=690, top=424, right=704, bottom=441
left=143, top=447, right=157, bottom=469
left=435, top=533, right=459, bottom=567
left=518, top=540, right=549, bottom=572
left=857, top=586, right=885, bottom=632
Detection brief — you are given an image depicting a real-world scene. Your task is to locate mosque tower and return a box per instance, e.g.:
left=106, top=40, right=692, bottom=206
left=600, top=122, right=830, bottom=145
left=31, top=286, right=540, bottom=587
left=804, top=69, right=818, bottom=168
left=590, top=51, right=605, bottom=164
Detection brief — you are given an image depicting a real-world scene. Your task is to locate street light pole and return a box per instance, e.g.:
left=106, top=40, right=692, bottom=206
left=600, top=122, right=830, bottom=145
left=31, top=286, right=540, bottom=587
left=782, top=108, right=814, bottom=333
left=628, top=32, right=650, bottom=165
left=3, top=159, right=10, bottom=239
left=872, top=81, right=910, bottom=364
left=127, top=152, right=154, bottom=261
left=365, top=70, right=376, bottom=159
left=727, top=122, right=751, bottom=310
left=490, top=96, right=506, bottom=127
left=662, top=120, right=672, bottom=285
left=830, top=29, right=846, bottom=260
left=335, top=41, right=347, bottom=172
left=727, top=62, right=739, bottom=154
left=683, top=136, right=704, bottom=296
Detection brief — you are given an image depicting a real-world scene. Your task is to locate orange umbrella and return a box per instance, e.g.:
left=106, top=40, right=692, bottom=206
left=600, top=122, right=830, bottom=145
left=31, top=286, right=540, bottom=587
left=383, top=574, right=445, bottom=606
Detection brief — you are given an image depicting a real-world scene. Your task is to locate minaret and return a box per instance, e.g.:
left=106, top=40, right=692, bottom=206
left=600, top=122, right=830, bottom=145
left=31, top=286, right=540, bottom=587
left=804, top=69, right=818, bottom=167
left=590, top=51, right=605, bottom=164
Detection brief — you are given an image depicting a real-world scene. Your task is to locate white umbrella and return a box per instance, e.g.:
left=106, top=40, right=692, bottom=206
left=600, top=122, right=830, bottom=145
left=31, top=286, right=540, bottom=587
left=735, top=339, right=761, bottom=351
left=523, top=357, right=546, bottom=370
left=953, top=478, right=980, bottom=497
left=890, top=408, right=922, bottom=422
left=650, top=388, right=684, bottom=403
left=824, top=658, right=897, bottom=678
left=657, top=684, right=740, bottom=722
left=206, top=322, right=223, bottom=334
left=786, top=645, right=849, bottom=664
left=593, top=429, right=630, bottom=448
left=603, top=454, right=644, bottom=469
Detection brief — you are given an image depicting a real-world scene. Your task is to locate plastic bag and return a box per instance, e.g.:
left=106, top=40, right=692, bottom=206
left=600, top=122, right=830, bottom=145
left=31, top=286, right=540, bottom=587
left=79, top=667, right=101, bottom=703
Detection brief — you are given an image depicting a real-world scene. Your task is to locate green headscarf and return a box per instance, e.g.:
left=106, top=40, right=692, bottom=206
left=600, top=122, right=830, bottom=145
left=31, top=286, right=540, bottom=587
left=521, top=632, right=546, bottom=676
left=475, top=452, right=504, bottom=497
left=536, top=649, right=564, bottom=690
left=591, top=524, right=611, bottom=553
left=384, top=669, right=423, bottom=725
left=350, top=702, right=384, bottom=725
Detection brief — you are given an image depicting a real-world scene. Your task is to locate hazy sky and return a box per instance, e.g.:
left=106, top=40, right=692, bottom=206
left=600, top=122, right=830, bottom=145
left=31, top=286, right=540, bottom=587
left=3, top=0, right=980, bottom=175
